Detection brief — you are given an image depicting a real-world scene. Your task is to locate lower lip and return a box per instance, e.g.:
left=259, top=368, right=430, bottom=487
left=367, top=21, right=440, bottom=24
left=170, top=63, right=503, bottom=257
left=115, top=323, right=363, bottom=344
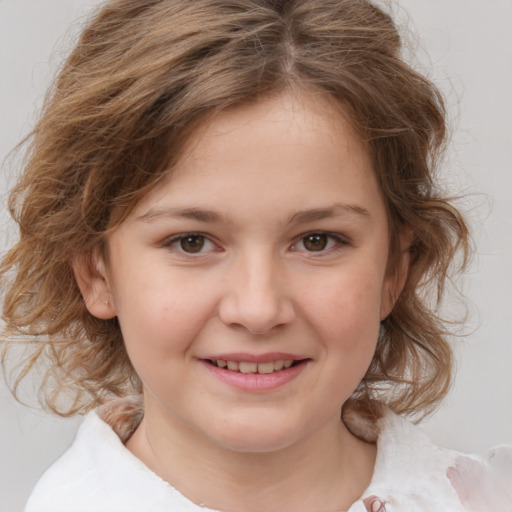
left=200, top=360, right=308, bottom=391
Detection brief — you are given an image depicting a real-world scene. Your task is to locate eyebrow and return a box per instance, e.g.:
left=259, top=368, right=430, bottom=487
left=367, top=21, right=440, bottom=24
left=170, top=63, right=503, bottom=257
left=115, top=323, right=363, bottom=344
left=137, top=203, right=371, bottom=225
left=137, top=207, right=222, bottom=223
left=287, top=203, right=371, bottom=224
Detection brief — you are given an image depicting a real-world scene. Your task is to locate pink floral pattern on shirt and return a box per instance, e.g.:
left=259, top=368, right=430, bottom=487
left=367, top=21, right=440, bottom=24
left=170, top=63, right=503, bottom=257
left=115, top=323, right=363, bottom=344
left=447, top=446, right=512, bottom=512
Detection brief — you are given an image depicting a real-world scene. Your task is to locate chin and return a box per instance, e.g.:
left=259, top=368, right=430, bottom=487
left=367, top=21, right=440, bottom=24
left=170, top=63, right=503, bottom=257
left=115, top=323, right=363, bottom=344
left=214, top=431, right=300, bottom=454
left=202, top=413, right=311, bottom=454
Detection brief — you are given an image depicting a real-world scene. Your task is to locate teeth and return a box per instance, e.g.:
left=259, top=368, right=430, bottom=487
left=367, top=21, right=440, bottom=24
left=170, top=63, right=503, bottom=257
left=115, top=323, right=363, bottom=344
left=213, top=359, right=298, bottom=373
left=227, top=361, right=239, bottom=371
left=257, top=362, right=275, bottom=374
left=239, top=362, right=257, bottom=373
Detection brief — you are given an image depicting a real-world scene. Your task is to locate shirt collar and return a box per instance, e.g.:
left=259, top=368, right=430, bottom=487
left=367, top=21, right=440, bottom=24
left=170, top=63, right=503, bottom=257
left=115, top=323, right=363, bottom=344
left=96, top=396, right=462, bottom=512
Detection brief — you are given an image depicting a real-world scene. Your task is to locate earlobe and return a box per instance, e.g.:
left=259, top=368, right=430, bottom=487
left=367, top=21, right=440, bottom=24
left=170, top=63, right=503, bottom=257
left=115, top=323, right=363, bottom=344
left=73, top=252, right=117, bottom=320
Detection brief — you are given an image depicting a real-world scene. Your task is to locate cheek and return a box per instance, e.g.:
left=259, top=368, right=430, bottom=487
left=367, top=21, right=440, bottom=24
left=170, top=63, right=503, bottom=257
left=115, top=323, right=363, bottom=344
left=112, top=270, right=219, bottom=362
left=115, top=286, right=214, bottom=395
left=301, top=268, right=384, bottom=352
left=313, top=264, right=384, bottom=314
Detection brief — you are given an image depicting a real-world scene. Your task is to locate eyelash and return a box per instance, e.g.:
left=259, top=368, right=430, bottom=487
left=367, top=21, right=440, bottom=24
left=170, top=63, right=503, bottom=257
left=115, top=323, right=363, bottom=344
left=162, top=231, right=350, bottom=257
left=290, top=232, right=350, bottom=254
left=162, top=233, right=218, bottom=255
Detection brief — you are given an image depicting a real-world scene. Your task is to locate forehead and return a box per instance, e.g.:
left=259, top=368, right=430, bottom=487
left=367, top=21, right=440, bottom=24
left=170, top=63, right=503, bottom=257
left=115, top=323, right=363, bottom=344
left=180, top=90, right=367, bottom=171
left=129, top=90, right=384, bottom=226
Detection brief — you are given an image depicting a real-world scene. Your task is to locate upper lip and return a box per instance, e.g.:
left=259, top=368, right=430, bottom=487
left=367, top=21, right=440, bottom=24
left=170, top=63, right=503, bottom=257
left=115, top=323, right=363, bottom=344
left=200, top=352, right=308, bottom=363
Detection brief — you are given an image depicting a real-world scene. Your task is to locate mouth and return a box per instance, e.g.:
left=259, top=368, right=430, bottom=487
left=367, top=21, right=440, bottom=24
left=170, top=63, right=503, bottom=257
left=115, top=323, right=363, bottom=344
left=200, top=354, right=309, bottom=390
left=205, top=359, right=306, bottom=374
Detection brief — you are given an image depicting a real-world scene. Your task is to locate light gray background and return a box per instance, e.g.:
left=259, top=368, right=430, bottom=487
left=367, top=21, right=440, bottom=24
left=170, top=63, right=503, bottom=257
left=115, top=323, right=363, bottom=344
left=1, top=1, right=511, bottom=511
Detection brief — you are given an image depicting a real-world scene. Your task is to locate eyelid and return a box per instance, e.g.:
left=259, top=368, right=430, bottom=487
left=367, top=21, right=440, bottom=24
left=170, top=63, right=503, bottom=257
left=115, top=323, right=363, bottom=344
left=291, top=231, right=351, bottom=253
left=161, top=232, right=220, bottom=254
left=159, top=230, right=350, bottom=256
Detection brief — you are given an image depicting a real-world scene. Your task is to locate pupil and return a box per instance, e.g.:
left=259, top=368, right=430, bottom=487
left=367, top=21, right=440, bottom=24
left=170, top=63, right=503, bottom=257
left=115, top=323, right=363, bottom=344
left=180, top=235, right=204, bottom=253
left=304, top=234, right=327, bottom=251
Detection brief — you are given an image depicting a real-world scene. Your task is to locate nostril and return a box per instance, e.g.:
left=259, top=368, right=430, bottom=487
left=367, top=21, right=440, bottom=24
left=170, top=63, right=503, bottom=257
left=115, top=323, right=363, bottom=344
left=218, top=272, right=296, bottom=335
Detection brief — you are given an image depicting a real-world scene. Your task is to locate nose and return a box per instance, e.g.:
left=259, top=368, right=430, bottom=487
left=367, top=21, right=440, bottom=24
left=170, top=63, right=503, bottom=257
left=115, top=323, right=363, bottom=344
left=218, top=251, right=295, bottom=335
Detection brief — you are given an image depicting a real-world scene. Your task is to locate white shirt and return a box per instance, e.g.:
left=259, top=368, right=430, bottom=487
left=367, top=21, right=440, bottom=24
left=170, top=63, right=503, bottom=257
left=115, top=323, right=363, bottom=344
left=25, top=397, right=512, bottom=512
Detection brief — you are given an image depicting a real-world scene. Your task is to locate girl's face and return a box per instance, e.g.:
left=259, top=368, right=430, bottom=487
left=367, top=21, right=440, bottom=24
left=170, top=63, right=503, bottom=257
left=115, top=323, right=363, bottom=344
left=81, top=91, right=403, bottom=453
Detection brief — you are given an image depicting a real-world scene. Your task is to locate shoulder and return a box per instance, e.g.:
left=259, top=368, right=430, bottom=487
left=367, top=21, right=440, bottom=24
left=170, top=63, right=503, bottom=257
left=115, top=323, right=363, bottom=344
left=24, top=411, right=119, bottom=512
left=24, top=397, right=211, bottom=512
left=350, top=409, right=512, bottom=512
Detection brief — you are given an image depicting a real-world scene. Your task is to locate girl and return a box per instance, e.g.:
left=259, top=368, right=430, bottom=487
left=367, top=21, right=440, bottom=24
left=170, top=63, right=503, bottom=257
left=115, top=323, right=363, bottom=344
left=1, top=1, right=510, bottom=511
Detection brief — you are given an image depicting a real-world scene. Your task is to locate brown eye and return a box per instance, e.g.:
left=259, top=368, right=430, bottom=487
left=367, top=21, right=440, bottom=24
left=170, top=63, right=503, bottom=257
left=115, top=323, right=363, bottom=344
left=302, top=234, right=328, bottom=251
left=180, top=235, right=205, bottom=253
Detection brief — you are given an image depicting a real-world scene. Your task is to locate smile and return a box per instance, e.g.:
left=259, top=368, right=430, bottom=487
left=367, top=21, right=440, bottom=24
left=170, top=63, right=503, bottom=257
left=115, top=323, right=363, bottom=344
left=200, top=356, right=309, bottom=391
left=208, top=359, right=295, bottom=374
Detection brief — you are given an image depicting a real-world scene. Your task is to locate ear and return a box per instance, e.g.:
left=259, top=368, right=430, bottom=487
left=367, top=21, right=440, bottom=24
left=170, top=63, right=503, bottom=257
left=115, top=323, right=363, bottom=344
left=380, top=230, right=412, bottom=320
left=73, top=251, right=117, bottom=319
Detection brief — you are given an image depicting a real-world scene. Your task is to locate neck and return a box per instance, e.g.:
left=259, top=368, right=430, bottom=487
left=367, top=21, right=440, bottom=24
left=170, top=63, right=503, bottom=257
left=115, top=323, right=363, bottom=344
left=126, top=397, right=376, bottom=512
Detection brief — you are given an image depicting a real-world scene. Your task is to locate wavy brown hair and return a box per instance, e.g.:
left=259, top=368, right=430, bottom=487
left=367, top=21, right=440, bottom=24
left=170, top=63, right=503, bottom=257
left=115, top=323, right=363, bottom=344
left=1, top=0, right=469, bottom=417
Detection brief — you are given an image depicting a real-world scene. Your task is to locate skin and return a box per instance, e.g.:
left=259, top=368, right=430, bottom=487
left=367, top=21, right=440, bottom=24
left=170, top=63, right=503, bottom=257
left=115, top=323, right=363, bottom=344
left=75, top=90, right=408, bottom=512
